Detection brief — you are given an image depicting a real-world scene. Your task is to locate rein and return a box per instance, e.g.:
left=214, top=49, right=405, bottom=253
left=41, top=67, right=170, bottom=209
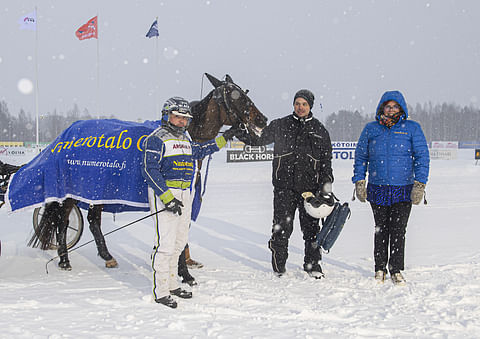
left=44, top=208, right=165, bottom=274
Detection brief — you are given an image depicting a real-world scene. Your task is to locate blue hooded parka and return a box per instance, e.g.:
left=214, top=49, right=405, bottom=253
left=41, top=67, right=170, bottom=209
left=352, top=91, right=429, bottom=203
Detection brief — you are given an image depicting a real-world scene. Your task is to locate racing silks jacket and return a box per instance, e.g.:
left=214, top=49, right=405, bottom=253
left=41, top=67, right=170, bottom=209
left=141, top=125, right=226, bottom=204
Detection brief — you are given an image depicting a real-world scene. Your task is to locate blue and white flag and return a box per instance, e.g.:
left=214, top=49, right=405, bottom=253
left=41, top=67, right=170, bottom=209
left=146, top=19, right=159, bottom=38
left=7, top=119, right=161, bottom=213
left=18, top=10, right=37, bottom=31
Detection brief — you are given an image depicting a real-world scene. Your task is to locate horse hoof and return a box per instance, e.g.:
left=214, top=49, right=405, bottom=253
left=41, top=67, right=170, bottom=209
left=58, top=262, right=72, bottom=271
left=186, top=258, right=204, bottom=269
left=105, top=258, right=118, bottom=268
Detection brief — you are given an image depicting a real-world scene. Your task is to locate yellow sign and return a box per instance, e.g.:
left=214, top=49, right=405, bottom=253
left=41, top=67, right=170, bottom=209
left=0, top=141, right=24, bottom=147
left=229, top=141, right=246, bottom=149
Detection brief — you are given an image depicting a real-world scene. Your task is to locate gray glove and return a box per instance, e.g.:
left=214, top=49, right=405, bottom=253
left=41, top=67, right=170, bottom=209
left=355, top=180, right=367, bottom=203
left=411, top=180, right=426, bottom=205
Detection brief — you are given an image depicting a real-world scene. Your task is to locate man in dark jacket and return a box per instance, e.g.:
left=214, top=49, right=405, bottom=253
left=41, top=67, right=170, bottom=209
left=238, top=89, right=333, bottom=278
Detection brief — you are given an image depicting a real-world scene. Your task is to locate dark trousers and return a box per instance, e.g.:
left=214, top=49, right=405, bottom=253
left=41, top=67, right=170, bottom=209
left=269, top=188, right=321, bottom=272
left=370, top=201, right=412, bottom=274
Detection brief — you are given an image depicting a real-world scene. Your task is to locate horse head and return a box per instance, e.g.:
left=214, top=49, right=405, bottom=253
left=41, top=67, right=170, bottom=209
left=188, top=73, right=268, bottom=143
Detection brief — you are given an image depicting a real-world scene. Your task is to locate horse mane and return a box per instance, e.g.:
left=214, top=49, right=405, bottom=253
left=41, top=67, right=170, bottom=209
left=190, top=90, right=214, bottom=123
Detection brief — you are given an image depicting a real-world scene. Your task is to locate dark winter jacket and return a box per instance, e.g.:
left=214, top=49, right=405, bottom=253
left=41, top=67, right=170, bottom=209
left=352, top=90, right=430, bottom=186
left=242, top=113, right=333, bottom=193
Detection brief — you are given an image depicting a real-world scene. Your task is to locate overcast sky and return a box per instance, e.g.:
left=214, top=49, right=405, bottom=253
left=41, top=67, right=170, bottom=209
left=1, top=0, right=479, bottom=123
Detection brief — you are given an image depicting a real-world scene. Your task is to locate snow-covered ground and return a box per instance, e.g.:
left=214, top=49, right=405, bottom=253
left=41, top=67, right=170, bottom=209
left=1, top=149, right=480, bottom=338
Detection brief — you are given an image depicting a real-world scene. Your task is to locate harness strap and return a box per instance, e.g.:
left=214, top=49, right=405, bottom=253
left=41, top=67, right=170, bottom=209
left=202, top=155, right=212, bottom=197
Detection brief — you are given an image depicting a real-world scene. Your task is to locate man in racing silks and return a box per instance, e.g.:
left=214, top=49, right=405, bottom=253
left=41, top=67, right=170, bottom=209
left=141, top=97, right=236, bottom=308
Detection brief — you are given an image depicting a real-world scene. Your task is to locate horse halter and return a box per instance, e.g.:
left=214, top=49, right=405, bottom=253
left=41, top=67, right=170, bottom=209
left=216, top=82, right=252, bottom=132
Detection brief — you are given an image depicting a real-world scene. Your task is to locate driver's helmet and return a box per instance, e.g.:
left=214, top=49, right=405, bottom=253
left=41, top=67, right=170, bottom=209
left=161, top=97, right=193, bottom=120
left=302, top=191, right=335, bottom=219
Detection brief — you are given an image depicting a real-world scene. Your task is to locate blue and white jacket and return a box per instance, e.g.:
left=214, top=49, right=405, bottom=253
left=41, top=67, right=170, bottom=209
left=141, top=125, right=226, bottom=204
left=352, top=91, right=430, bottom=204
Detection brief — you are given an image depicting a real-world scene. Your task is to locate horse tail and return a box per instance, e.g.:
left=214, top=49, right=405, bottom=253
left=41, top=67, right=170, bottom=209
left=28, top=203, right=61, bottom=250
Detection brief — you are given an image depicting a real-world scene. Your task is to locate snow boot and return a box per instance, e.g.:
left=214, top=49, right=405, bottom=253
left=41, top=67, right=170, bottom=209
left=391, top=272, right=406, bottom=286
left=304, top=240, right=323, bottom=279
left=304, top=263, right=324, bottom=279
left=170, top=288, right=192, bottom=299
left=375, top=270, right=386, bottom=283
left=268, top=238, right=287, bottom=275
left=155, top=295, right=178, bottom=308
left=307, top=271, right=325, bottom=279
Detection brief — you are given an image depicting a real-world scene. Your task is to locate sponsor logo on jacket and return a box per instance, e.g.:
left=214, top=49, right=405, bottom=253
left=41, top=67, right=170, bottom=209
left=172, top=143, right=192, bottom=150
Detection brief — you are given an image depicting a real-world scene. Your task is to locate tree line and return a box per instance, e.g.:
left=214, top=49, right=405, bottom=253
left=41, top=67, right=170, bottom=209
left=325, top=102, right=480, bottom=143
left=1, top=100, right=479, bottom=143
left=0, top=101, right=113, bottom=144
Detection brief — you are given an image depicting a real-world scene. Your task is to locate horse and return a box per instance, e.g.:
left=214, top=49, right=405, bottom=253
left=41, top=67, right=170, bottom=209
left=0, top=161, right=22, bottom=208
left=22, top=73, right=268, bottom=271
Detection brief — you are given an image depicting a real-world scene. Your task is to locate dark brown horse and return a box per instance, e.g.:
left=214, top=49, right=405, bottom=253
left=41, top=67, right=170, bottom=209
left=31, top=73, right=268, bottom=272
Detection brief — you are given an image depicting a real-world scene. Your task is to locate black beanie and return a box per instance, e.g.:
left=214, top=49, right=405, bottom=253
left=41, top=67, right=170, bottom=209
left=293, top=89, right=315, bottom=109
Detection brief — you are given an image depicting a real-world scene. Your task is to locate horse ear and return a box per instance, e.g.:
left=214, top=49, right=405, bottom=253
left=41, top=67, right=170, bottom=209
left=225, top=74, right=234, bottom=83
left=205, top=73, right=223, bottom=88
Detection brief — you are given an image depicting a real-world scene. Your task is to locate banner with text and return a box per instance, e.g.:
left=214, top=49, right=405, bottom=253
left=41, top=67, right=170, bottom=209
left=226, top=141, right=357, bottom=162
left=7, top=119, right=160, bottom=213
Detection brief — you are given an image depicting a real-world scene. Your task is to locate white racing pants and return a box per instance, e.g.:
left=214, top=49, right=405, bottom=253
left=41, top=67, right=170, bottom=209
left=148, top=187, right=193, bottom=300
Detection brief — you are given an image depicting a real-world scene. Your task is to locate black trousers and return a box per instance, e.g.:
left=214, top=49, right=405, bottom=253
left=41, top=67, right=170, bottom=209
left=370, top=201, right=412, bottom=274
left=269, top=188, right=321, bottom=272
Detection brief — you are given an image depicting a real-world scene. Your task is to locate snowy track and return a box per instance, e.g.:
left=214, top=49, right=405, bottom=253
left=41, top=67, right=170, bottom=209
left=1, top=151, right=480, bottom=338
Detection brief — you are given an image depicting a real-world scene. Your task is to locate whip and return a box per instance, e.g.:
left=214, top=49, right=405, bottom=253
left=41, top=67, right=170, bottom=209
left=45, top=208, right=165, bottom=274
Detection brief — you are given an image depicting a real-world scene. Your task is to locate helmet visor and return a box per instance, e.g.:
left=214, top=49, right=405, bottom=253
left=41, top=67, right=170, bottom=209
left=170, top=110, right=193, bottom=119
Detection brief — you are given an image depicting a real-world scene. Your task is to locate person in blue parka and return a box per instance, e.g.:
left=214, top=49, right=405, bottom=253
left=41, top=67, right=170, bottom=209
left=352, top=90, right=430, bottom=286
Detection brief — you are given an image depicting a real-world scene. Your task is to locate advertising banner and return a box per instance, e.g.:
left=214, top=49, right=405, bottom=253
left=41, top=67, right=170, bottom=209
left=431, top=141, right=458, bottom=149
left=227, top=145, right=273, bottom=162
left=226, top=141, right=358, bottom=162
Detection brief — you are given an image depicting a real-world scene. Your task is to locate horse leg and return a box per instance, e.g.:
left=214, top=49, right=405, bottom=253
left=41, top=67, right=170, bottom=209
left=178, top=245, right=197, bottom=286
left=87, top=205, right=118, bottom=268
left=57, top=200, right=75, bottom=271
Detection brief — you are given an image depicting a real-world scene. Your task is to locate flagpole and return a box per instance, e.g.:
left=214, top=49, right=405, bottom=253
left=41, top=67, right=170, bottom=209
left=34, top=6, right=40, bottom=150
left=155, top=16, right=159, bottom=121
left=96, top=13, right=100, bottom=119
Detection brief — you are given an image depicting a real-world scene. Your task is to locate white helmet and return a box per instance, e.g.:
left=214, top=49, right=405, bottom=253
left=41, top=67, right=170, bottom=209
left=302, top=191, right=335, bottom=219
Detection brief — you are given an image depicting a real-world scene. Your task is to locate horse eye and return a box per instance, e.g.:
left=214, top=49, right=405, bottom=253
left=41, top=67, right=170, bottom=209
left=230, top=90, right=241, bottom=100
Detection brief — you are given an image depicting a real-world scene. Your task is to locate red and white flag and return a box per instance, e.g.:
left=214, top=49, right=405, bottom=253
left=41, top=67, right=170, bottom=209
left=75, top=16, right=98, bottom=40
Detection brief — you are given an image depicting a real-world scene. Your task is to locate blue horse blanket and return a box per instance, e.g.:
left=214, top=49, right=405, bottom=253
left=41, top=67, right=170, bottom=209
left=7, top=119, right=162, bottom=213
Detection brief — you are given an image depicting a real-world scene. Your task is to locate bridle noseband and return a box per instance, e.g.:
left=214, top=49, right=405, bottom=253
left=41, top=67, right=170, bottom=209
left=215, top=83, right=252, bottom=132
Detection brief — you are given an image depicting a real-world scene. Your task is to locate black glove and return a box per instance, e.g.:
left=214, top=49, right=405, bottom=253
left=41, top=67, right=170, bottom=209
left=222, top=126, right=242, bottom=141
left=164, top=198, right=184, bottom=215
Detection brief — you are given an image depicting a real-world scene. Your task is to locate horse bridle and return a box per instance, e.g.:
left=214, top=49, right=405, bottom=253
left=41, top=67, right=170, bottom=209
left=216, top=83, right=252, bottom=132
